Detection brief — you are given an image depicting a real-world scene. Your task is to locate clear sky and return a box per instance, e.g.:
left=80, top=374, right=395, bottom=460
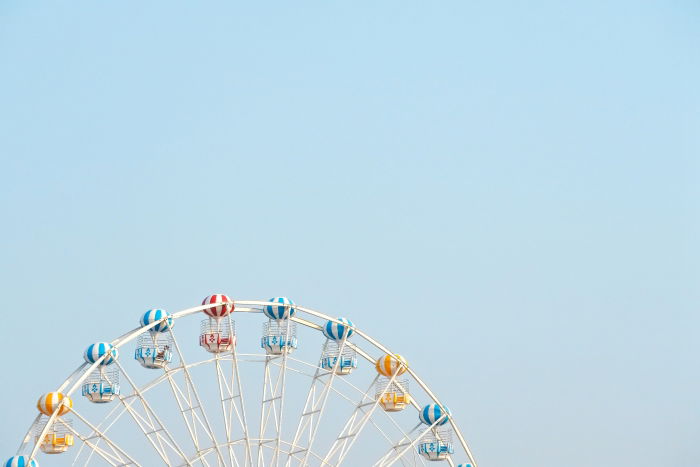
left=0, top=1, right=698, bottom=466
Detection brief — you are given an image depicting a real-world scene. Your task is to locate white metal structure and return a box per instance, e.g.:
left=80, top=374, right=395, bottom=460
left=10, top=300, right=479, bottom=466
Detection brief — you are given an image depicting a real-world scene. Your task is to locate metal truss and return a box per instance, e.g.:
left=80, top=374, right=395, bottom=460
left=164, top=328, right=226, bottom=466
left=11, top=301, right=478, bottom=467
left=285, top=338, right=348, bottom=466
left=256, top=318, right=295, bottom=467
left=212, top=316, right=253, bottom=466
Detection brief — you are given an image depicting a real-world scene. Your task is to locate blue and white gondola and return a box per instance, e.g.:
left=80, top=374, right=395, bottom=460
left=83, top=342, right=118, bottom=365
left=82, top=342, right=120, bottom=402
left=263, top=297, right=295, bottom=320
left=135, top=309, right=174, bottom=368
left=419, top=404, right=451, bottom=426
left=322, top=317, right=354, bottom=341
left=261, top=333, right=298, bottom=355
left=4, top=457, right=38, bottom=467
left=140, top=309, right=173, bottom=332
left=418, top=437, right=454, bottom=461
left=82, top=373, right=121, bottom=403
left=320, top=353, right=358, bottom=374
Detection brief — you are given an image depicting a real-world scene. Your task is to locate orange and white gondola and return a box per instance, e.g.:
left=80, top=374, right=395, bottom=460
left=374, top=354, right=411, bottom=411
left=33, top=417, right=73, bottom=455
left=36, top=393, right=72, bottom=417
left=34, top=394, right=74, bottom=455
left=375, top=377, right=411, bottom=411
left=375, top=353, right=408, bottom=377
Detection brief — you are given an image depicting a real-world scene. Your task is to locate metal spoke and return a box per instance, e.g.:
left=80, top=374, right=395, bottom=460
left=214, top=353, right=238, bottom=467
left=273, top=353, right=426, bottom=467
left=211, top=315, right=252, bottom=466
left=167, top=327, right=227, bottom=466
left=66, top=424, right=122, bottom=467
left=321, top=375, right=381, bottom=465
left=257, top=319, right=293, bottom=467
left=230, top=343, right=253, bottom=465
left=334, top=375, right=410, bottom=466
left=115, top=360, right=190, bottom=465
left=372, top=422, right=422, bottom=467
left=287, top=337, right=348, bottom=466
left=374, top=415, right=449, bottom=467
left=69, top=407, right=141, bottom=466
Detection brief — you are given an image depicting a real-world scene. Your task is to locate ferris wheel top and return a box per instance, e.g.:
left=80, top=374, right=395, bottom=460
left=7, top=295, right=478, bottom=467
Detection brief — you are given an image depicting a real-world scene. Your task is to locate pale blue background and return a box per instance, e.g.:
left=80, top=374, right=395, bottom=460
left=1, top=1, right=698, bottom=466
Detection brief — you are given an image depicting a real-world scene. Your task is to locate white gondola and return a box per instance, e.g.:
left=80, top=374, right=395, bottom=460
left=81, top=368, right=120, bottom=403
left=320, top=340, right=358, bottom=375
left=134, top=332, right=173, bottom=369
left=261, top=320, right=297, bottom=355
left=375, top=377, right=411, bottom=411
left=33, top=417, right=74, bottom=455
left=199, top=318, right=236, bottom=353
left=418, top=428, right=454, bottom=461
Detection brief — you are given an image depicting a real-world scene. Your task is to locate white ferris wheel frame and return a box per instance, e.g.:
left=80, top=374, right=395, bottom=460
left=15, top=300, right=479, bottom=467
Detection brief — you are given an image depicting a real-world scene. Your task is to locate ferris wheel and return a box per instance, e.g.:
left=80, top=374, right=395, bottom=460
left=5, top=296, right=478, bottom=467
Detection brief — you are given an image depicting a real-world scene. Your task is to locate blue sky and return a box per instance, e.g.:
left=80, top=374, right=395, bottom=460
left=0, top=1, right=698, bottom=466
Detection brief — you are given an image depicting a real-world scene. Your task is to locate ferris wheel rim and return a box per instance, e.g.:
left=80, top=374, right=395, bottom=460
left=14, top=299, right=478, bottom=467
